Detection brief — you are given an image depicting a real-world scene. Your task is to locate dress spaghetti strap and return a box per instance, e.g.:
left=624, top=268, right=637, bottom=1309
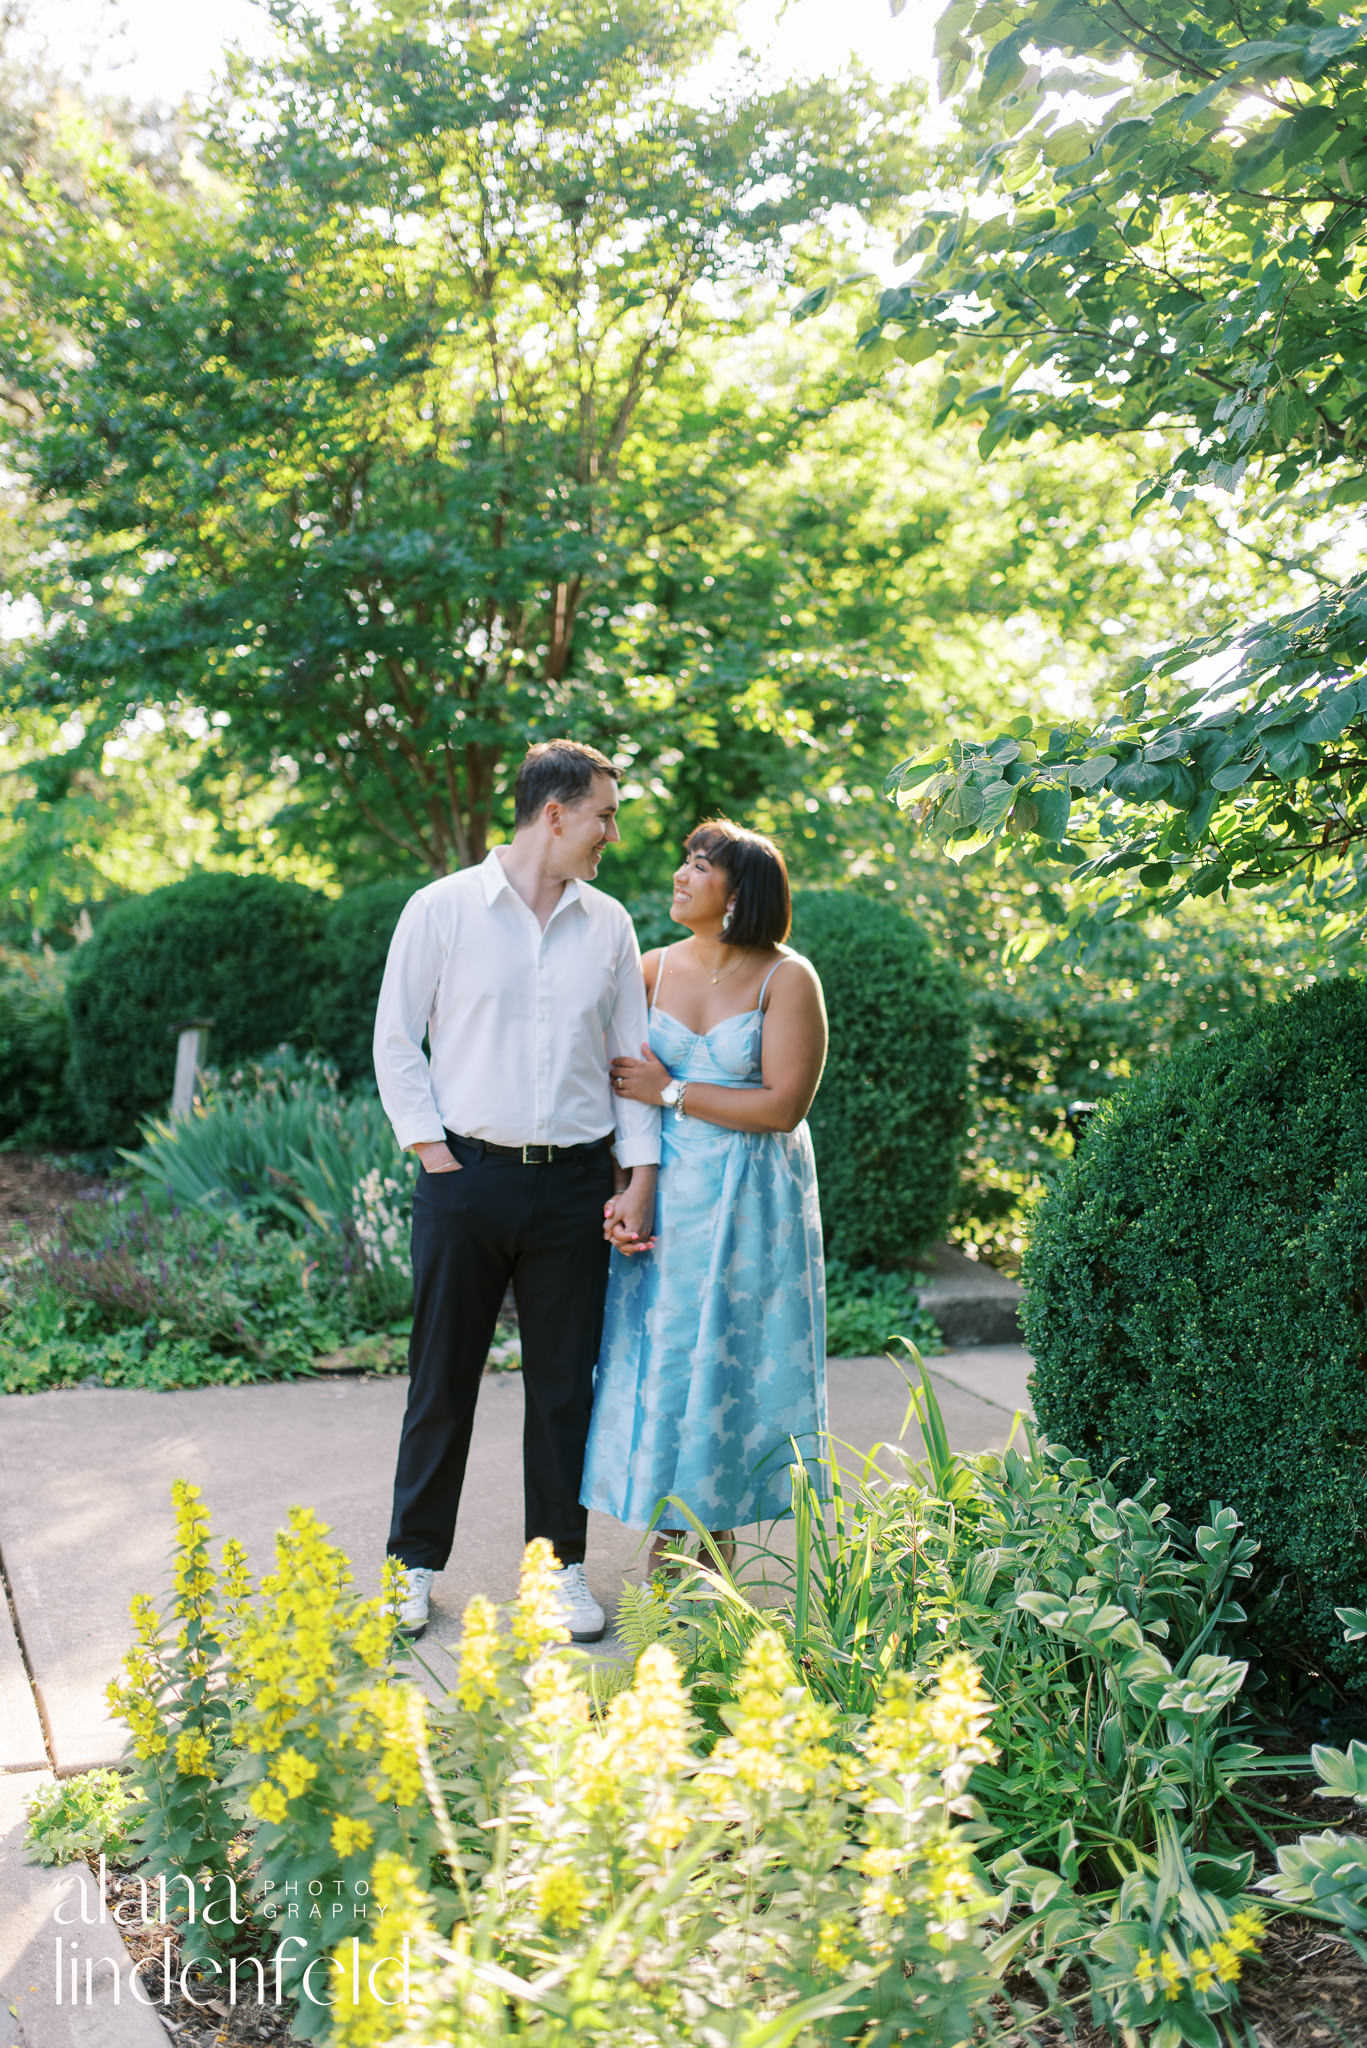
left=650, top=943, right=675, bottom=1012
left=757, top=954, right=792, bottom=1011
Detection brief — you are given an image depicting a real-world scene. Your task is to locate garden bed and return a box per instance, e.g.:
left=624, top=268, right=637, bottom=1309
left=81, top=1779, right=1367, bottom=2048
left=0, top=1148, right=102, bottom=1246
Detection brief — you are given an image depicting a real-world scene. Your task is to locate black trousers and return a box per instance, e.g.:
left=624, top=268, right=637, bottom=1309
left=386, top=1131, right=615, bottom=1571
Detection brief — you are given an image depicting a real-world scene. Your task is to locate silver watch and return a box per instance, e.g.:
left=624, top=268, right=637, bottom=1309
left=659, top=1077, right=685, bottom=1111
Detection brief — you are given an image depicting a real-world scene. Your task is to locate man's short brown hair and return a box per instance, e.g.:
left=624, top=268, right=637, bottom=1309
left=513, top=739, right=619, bottom=829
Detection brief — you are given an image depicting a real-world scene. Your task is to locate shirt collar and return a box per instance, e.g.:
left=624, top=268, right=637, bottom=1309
left=481, top=847, right=584, bottom=916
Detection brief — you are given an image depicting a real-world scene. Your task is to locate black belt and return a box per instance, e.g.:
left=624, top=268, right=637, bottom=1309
left=447, top=1132, right=609, bottom=1166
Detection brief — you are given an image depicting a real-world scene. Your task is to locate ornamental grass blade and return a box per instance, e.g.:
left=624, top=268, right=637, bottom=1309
left=734, top=1977, right=874, bottom=2048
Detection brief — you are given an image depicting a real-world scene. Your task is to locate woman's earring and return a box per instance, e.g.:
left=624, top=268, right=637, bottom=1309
left=721, top=905, right=734, bottom=934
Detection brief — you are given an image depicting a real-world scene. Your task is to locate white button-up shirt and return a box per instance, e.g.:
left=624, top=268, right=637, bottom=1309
left=373, top=848, right=660, bottom=1168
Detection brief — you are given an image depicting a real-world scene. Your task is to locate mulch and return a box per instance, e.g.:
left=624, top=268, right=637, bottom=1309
left=0, top=1149, right=103, bottom=1247
left=102, top=1863, right=298, bottom=2045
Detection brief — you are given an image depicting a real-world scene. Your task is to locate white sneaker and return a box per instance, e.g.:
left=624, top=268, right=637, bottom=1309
left=394, top=1565, right=435, bottom=1638
left=549, top=1561, right=605, bottom=1642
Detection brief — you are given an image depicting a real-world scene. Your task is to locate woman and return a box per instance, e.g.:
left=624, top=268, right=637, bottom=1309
left=581, top=819, right=828, bottom=1572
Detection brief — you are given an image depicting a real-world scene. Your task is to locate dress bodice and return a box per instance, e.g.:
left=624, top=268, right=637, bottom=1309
left=648, top=1004, right=763, bottom=1088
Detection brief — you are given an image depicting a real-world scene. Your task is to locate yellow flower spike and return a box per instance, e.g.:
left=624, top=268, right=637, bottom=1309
left=600, top=1644, right=690, bottom=1775
left=572, top=1729, right=623, bottom=1814
left=273, top=1749, right=319, bottom=1800
left=249, top=1781, right=289, bottom=1825
left=926, top=1650, right=994, bottom=1748
left=175, top=1728, right=214, bottom=1777
left=1229, top=1908, right=1265, bottom=1953
left=1158, top=1950, right=1184, bottom=2001
left=736, top=1628, right=795, bottom=1701
left=1209, top=1937, right=1242, bottom=1983
left=512, top=1538, right=570, bottom=1654
left=815, top=1919, right=850, bottom=1972
left=645, top=1801, right=692, bottom=1853
left=352, top=1602, right=392, bottom=1671
left=455, top=1594, right=504, bottom=1710
left=358, top=1684, right=425, bottom=1807
left=1134, top=1947, right=1155, bottom=1986
left=330, top=1855, right=437, bottom=2048
left=1190, top=1946, right=1216, bottom=1994
left=533, top=1864, right=587, bottom=1934
left=527, top=1651, right=589, bottom=1737
left=331, top=1815, right=374, bottom=1857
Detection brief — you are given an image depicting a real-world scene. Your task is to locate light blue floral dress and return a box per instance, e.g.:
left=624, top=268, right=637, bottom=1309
left=581, top=952, right=826, bottom=1531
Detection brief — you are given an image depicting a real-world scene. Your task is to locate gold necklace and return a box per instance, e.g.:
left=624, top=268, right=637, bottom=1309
left=705, top=950, right=744, bottom=987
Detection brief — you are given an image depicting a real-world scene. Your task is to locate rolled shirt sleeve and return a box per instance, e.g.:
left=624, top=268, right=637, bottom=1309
left=373, top=893, right=447, bottom=1151
left=605, top=914, right=661, bottom=1168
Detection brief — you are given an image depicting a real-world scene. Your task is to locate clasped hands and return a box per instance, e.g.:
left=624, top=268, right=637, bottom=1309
left=605, top=1044, right=672, bottom=1258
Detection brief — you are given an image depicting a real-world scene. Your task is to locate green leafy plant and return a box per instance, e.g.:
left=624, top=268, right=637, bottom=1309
left=110, top=1395, right=1367, bottom=2048
left=790, top=890, right=971, bottom=1265
left=0, top=1047, right=414, bottom=1391
left=111, top=1508, right=999, bottom=2047
left=0, top=1198, right=351, bottom=1392
left=23, top=1768, right=143, bottom=1867
left=106, top=1484, right=253, bottom=1972
left=1023, top=976, right=1367, bottom=1688
left=128, top=1049, right=408, bottom=1232
left=824, top=1258, right=942, bottom=1357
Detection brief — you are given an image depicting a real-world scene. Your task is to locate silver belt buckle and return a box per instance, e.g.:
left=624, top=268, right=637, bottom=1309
left=522, top=1142, right=549, bottom=1164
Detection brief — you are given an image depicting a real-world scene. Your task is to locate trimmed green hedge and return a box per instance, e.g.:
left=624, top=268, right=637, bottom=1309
left=308, top=879, right=421, bottom=1081
left=66, top=874, right=327, bottom=1143
left=790, top=891, right=971, bottom=1265
left=0, top=950, right=78, bottom=1145
left=1023, top=976, right=1367, bottom=1688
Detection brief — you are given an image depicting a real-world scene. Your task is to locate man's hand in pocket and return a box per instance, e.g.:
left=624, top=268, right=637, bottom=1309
left=414, top=1140, right=461, bottom=1174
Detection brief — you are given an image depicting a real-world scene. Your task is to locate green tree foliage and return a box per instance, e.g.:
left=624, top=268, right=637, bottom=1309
left=66, top=874, right=326, bottom=1142
left=791, top=890, right=971, bottom=1265
left=846, top=0, right=1367, bottom=930
left=4, top=0, right=919, bottom=879
left=1023, top=977, right=1367, bottom=1688
left=606, top=385, right=1309, bottom=907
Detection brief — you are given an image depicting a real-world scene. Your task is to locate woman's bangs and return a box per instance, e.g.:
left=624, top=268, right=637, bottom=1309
left=684, top=824, right=738, bottom=865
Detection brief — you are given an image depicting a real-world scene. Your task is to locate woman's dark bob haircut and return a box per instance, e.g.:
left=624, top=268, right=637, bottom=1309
left=686, top=818, right=792, bottom=950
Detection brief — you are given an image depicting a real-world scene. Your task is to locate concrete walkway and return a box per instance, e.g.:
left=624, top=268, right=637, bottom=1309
left=0, top=1346, right=1031, bottom=2046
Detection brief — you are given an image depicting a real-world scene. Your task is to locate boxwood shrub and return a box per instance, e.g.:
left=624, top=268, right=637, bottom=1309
left=790, top=890, right=971, bottom=1265
left=308, top=878, right=422, bottom=1081
left=0, top=949, right=78, bottom=1145
left=66, top=874, right=327, bottom=1143
left=1023, top=975, right=1367, bottom=1688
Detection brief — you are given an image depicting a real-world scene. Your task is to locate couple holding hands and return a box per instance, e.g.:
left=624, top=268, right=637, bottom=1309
left=373, top=739, right=828, bottom=1640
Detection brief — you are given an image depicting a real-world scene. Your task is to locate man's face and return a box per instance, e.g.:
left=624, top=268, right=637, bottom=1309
left=553, top=773, right=621, bottom=880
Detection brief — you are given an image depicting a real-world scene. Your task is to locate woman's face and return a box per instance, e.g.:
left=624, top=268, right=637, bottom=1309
left=671, top=842, right=734, bottom=931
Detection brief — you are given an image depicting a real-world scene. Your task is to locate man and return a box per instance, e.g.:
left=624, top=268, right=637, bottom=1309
left=373, top=739, right=660, bottom=1640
